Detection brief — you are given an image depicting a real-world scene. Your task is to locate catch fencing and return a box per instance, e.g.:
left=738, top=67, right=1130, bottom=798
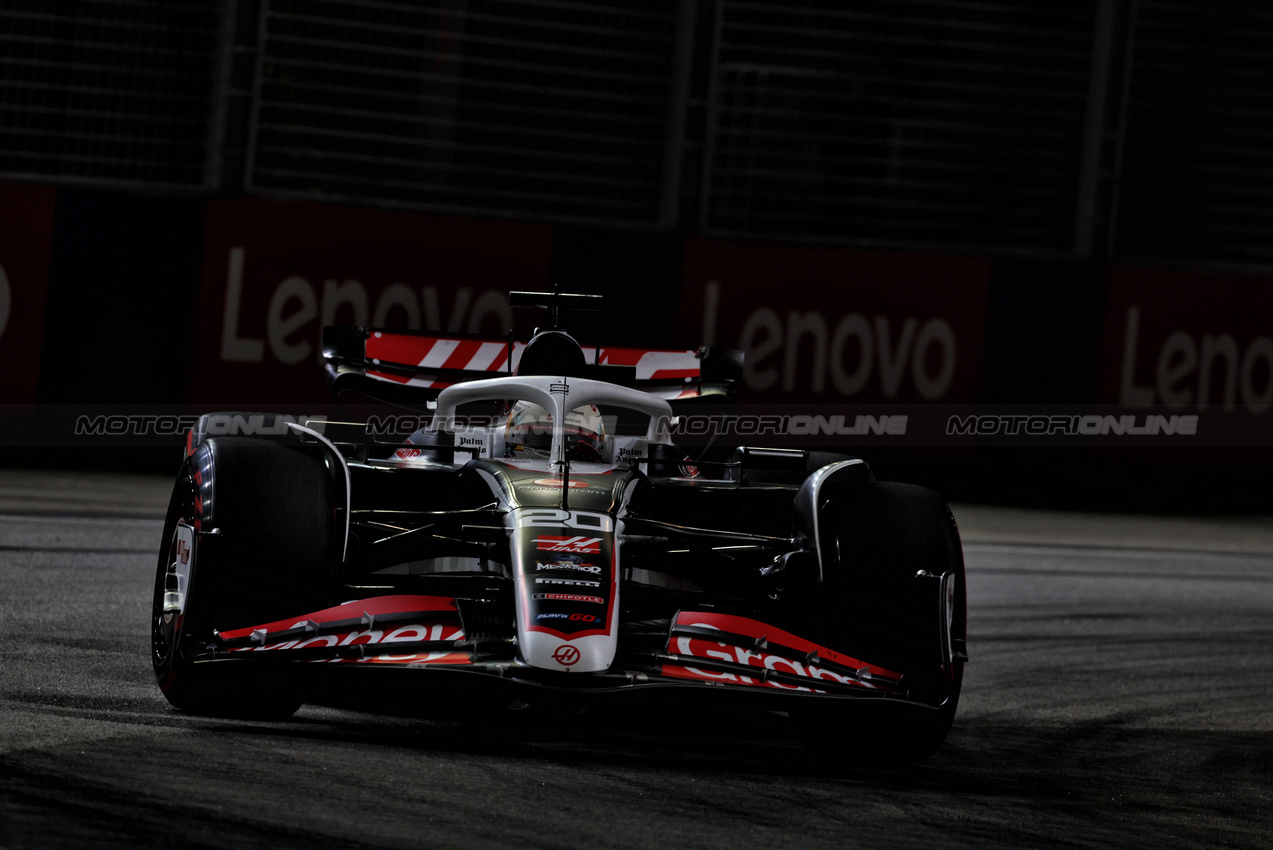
left=1, top=0, right=1269, bottom=263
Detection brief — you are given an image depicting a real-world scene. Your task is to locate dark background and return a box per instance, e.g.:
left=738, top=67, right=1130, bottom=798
left=2, top=0, right=1271, bottom=510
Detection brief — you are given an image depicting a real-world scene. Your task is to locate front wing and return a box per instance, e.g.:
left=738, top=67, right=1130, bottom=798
left=194, top=594, right=950, bottom=711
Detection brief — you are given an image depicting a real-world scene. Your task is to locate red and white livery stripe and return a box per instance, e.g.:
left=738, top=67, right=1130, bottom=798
left=218, top=595, right=469, bottom=665
left=664, top=611, right=900, bottom=693
left=597, top=347, right=700, bottom=380
left=363, top=332, right=700, bottom=387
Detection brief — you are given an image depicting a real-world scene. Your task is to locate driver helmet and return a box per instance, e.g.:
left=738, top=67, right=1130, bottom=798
left=505, top=400, right=605, bottom=462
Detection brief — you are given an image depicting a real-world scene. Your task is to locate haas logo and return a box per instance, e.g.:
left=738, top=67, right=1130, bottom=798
left=552, top=645, right=581, bottom=666
left=535, top=536, right=601, bottom=554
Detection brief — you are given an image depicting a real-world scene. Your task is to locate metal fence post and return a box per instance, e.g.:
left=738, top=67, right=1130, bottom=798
left=697, top=0, right=724, bottom=235
left=205, top=0, right=237, bottom=191
left=1104, top=0, right=1139, bottom=258
left=660, top=0, right=698, bottom=228
left=1074, top=0, right=1117, bottom=256
left=242, top=0, right=271, bottom=195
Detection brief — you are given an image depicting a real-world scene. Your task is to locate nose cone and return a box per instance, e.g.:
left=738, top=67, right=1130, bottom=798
left=507, top=507, right=621, bottom=674
left=520, top=629, right=617, bottom=673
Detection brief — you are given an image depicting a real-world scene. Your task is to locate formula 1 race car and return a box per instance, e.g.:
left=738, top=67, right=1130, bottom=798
left=152, top=290, right=967, bottom=762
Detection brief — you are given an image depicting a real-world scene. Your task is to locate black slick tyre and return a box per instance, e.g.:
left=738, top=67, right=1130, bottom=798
left=795, top=481, right=967, bottom=763
left=151, top=437, right=335, bottom=718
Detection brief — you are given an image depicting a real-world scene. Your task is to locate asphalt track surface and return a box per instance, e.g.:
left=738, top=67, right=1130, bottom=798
left=1, top=471, right=1271, bottom=849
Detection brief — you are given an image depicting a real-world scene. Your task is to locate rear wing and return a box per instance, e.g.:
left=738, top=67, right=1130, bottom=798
left=322, top=326, right=741, bottom=407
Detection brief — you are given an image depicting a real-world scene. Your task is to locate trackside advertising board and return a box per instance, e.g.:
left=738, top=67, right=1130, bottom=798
left=678, top=238, right=991, bottom=404
left=1101, top=267, right=1273, bottom=416
left=0, top=182, right=55, bottom=404
left=192, top=199, right=553, bottom=404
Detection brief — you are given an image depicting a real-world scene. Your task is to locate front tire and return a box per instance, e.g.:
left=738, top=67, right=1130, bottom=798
left=795, top=481, right=967, bottom=762
left=152, top=437, right=335, bottom=718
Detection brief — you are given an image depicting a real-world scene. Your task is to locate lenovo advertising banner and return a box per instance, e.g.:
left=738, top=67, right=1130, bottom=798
left=192, top=199, right=553, bottom=404
left=678, top=238, right=991, bottom=404
left=1100, top=265, right=1273, bottom=445
left=0, top=182, right=55, bottom=404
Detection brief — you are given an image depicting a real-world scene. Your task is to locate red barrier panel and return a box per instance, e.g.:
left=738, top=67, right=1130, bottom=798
left=677, top=238, right=991, bottom=404
left=0, top=183, right=55, bottom=404
left=1100, top=266, right=1273, bottom=419
left=192, top=198, right=553, bottom=404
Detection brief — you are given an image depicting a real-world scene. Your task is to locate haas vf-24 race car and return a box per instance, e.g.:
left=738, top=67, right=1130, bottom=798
left=152, top=290, right=967, bottom=761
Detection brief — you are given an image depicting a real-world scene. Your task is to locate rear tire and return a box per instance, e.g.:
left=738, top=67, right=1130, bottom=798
left=795, top=481, right=966, bottom=763
left=151, top=437, right=335, bottom=718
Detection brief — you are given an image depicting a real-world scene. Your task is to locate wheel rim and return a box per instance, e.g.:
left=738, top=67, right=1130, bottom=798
left=152, top=473, right=195, bottom=673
